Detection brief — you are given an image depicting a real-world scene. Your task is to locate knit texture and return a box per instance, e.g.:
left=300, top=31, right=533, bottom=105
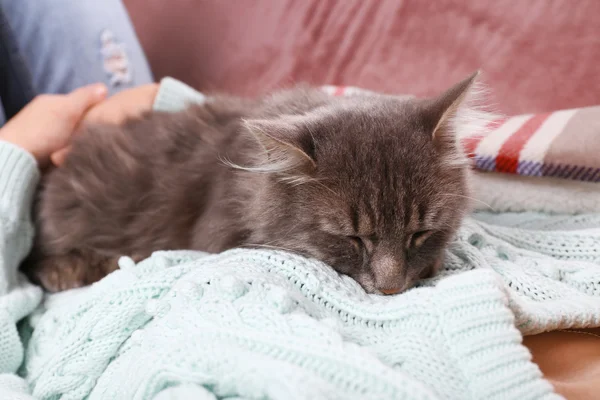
left=0, top=79, right=598, bottom=399
left=154, top=77, right=207, bottom=113
left=0, top=141, right=43, bottom=399
left=470, top=171, right=600, bottom=214
left=20, top=217, right=600, bottom=400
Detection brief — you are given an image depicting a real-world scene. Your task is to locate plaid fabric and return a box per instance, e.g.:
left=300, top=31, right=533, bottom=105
left=324, top=85, right=600, bottom=183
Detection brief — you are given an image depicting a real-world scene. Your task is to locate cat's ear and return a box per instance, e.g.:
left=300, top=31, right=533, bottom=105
left=424, top=71, right=489, bottom=152
left=243, top=117, right=316, bottom=171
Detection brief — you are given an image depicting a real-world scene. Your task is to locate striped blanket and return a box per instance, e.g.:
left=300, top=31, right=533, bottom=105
left=322, top=85, right=600, bottom=183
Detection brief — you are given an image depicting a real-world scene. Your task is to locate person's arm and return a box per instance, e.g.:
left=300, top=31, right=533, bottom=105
left=0, top=84, right=106, bottom=390
left=0, top=140, right=40, bottom=288
left=0, top=83, right=106, bottom=271
left=152, top=77, right=207, bottom=113
left=0, top=141, right=42, bottom=396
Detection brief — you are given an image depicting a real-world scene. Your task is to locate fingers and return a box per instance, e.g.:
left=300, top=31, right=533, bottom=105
left=84, top=83, right=159, bottom=125
left=136, top=83, right=160, bottom=107
left=66, top=83, right=108, bottom=117
left=48, top=84, right=107, bottom=167
left=50, top=146, right=71, bottom=167
left=49, top=83, right=158, bottom=168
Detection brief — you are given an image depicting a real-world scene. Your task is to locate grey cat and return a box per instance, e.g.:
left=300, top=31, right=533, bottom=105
left=23, top=72, right=492, bottom=294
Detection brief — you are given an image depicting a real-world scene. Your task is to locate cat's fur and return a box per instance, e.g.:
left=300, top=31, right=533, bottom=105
left=22, top=73, right=492, bottom=294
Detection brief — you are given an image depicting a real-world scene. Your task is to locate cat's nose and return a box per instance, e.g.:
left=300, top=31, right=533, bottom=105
left=380, top=287, right=402, bottom=295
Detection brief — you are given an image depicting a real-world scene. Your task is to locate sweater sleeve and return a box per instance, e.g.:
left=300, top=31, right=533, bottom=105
left=0, top=140, right=43, bottom=384
left=153, top=77, right=207, bottom=113
left=0, top=141, right=40, bottom=290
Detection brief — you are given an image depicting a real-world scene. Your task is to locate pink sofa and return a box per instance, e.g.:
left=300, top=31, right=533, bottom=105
left=124, top=0, right=600, bottom=115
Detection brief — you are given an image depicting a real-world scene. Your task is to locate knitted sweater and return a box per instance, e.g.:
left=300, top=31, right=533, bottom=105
left=0, top=78, right=598, bottom=400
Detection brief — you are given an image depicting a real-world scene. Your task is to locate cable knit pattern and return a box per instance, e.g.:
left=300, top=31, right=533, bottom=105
left=19, top=215, right=600, bottom=400
left=0, top=141, right=43, bottom=399
left=471, top=171, right=600, bottom=214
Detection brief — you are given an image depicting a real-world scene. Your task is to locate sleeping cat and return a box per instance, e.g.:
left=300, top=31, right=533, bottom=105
left=22, top=72, right=492, bottom=294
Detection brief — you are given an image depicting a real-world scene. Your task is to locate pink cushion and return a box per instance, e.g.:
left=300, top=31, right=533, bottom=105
left=125, top=0, right=600, bottom=115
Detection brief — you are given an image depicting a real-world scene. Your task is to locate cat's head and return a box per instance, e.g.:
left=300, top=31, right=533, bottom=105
left=241, top=72, right=492, bottom=294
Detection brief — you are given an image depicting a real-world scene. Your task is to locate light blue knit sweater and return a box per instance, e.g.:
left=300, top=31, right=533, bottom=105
left=0, top=78, right=599, bottom=399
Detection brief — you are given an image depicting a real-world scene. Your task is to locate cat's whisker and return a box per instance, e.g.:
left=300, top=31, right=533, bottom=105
left=286, top=223, right=303, bottom=238
left=439, top=193, right=495, bottom=211
left=311, top=179, right=339, bottom=196
left=242, top=243, right=298, bottom=253
left=279, top=175, right=314, bottom=186
left=219, top=155, right=250, bottom=171
left=302, top=120, right=317, bottom=148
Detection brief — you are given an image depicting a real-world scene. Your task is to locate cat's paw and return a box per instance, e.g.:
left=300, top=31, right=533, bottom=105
left=37, top=264, right=86, bottom=292
left=28, top=254, right=88, bottom=292
left=24, top=250, right=121, bottom=293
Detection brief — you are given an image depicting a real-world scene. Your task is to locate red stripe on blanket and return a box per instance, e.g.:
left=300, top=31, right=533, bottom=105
left=461, top=118, right=507, bottom=158
left=495, top=113, right=551, bottom=173
left=462, top=136, right=483, bottom=158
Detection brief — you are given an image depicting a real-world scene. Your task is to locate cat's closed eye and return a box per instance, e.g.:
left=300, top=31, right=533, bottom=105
left=348, top=236, right=365, bottom=252
left=408, top=230, right=434, bottom=249
left=347, top=236, right=375, bottom=254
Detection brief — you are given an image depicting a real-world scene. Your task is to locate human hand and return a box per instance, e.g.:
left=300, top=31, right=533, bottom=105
left=85, top=83, right=159, bottom=125
left=50, top=83, right=159, bottom=166
left=0, top=84, right=107, bottom=168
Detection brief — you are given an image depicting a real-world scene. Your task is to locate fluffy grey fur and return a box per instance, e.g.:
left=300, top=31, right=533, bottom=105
left=23, top=73, right=489, bottom=294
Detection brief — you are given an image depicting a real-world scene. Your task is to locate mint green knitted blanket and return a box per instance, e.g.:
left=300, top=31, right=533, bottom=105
left=15, top=216, right=600, bottom=400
